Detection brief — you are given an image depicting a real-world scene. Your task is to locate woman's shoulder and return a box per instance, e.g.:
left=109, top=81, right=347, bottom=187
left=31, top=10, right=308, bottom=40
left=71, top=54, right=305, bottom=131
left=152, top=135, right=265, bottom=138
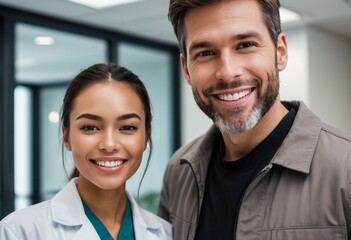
left=0, top=200, right=52, bottom=238
left=1, top=200, right=52, bottom=223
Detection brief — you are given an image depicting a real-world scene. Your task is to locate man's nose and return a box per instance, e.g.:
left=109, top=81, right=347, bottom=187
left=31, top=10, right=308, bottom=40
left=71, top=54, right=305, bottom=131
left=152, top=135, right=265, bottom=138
left=215, top=51, right=243, bottom=82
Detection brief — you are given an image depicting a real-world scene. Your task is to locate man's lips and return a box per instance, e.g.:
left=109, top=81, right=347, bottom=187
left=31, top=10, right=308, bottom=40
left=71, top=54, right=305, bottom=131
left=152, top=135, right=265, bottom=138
left=214, top=88, right=254, bottom=101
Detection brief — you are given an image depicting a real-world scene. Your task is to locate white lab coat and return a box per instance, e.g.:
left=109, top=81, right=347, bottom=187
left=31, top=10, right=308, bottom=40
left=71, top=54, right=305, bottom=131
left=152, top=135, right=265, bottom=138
left=0, top=178, right=172, bottom=240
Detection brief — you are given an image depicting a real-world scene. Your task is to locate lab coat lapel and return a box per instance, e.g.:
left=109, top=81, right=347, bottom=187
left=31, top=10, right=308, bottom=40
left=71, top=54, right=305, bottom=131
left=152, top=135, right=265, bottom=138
left=51, top=178, right=99, bottom=239
left=127, top=192, right=164, bottom=240
left=72, top=221, right=100, bottom=240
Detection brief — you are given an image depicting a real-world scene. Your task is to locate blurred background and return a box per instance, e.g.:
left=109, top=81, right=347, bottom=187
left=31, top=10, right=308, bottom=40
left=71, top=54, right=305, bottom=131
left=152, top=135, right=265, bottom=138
left=1, top=0, right=351, bottom=218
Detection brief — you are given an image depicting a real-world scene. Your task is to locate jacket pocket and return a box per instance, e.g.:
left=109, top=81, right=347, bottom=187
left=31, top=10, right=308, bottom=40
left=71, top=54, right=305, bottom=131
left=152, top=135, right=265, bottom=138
left=266, top=226, right=346, bottom=240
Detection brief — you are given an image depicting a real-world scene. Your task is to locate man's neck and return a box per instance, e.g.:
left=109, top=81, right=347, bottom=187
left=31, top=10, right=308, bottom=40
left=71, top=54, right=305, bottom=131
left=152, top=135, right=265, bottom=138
left=221, top=100, right=288, bottom=161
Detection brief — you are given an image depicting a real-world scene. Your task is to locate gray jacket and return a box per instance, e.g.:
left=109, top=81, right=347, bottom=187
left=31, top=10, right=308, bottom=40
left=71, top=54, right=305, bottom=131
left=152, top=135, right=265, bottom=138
left=159, top=101, right=351, bottom=240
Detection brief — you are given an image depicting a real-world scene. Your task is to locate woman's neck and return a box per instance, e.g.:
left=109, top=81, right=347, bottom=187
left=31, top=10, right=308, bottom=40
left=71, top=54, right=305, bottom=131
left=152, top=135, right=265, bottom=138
left=77, top=176, right=127, bottom=239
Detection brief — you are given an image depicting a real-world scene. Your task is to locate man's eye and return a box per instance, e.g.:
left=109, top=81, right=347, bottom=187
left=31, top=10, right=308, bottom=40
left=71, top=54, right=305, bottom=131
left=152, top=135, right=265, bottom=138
left=199, top=51, right=214, bottom=57
left=238, top=42, right=256, bottom=49
left=80, top=125, right=99, bottom=131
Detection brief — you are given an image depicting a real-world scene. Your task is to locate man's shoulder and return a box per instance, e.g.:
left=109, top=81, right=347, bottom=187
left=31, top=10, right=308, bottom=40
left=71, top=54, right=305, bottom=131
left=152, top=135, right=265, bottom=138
left=169, top=125, right=219, bottom=164
left=317, top=122, right=351, bottom=164
left=320, top=122, right=351, bottom=143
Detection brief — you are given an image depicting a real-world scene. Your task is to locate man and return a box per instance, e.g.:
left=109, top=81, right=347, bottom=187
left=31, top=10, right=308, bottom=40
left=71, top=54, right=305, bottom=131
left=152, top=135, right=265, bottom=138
left=158, top=0, right=351, bottom=239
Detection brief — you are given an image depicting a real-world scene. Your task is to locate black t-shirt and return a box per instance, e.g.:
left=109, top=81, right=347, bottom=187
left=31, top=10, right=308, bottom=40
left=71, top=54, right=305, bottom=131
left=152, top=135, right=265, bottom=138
left=195, top=109, right=296, bottom=240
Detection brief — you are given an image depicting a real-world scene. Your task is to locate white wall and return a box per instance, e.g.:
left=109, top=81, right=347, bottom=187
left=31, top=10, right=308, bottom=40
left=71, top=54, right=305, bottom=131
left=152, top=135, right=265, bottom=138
left=181, top=74, right=212, bottom=144
left=308, top=27, right=351, bottom=134
left=180, top=25, right=351, bottom=145
left=280, top=27, right=309, bottom=104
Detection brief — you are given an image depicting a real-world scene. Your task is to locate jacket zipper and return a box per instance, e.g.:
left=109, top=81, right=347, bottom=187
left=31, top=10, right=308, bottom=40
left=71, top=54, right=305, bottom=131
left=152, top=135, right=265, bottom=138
left=232, top=164, right=273, bottom=240
left=180, top=159, right=201, bottom=240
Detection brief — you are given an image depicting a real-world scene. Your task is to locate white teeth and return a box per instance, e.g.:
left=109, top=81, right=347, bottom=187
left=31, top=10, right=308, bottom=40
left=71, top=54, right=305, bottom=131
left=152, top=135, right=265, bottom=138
left=218, top=90, right=250, bottom=101
left=95, top=160, right=124, bottom=168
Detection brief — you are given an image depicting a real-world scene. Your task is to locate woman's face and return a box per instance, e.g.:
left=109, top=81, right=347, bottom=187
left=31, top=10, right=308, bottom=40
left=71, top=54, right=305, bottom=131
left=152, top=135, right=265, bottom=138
left=63, top=80, right=147, bottom=191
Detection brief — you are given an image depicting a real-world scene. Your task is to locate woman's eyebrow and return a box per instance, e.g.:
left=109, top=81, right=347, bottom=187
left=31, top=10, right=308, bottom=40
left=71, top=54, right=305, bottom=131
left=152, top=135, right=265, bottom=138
left=117, top=113, right=142, bottom=121
left=76, top=113, right=141, bottom=121
left=76, top=113, right=102, bottom=121
left=75, top=113, right=141, bottom=121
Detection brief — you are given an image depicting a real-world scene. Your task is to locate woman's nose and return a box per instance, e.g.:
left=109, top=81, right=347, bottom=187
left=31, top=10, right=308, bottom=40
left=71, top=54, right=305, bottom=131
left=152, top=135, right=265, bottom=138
left=98, top=130, right=119, bottom=152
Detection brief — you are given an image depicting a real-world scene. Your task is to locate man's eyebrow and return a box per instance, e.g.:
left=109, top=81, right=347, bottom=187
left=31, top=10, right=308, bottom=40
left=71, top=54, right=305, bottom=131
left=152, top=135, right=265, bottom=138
left=188, top=31, right=263, bottom=55
left=189, top=41, right=212, bottom=56
left=234, top=31, right=263, bottom=41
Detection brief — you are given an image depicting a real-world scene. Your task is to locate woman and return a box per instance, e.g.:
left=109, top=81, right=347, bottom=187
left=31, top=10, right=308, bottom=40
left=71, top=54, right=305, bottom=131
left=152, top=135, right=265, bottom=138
left=0, top=63, right=172, bottom=240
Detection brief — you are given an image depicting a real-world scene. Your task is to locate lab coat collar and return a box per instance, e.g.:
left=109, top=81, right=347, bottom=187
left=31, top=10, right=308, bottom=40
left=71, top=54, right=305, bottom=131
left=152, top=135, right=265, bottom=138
left=127, top=192, right=168, bottom=239
left=50, top=178, right=168, bottom=239
left=127, top=192, right=161, bottom=229
left=51, top=178, right=99, bottom=238
left=51, top=178, right=85, bottom=226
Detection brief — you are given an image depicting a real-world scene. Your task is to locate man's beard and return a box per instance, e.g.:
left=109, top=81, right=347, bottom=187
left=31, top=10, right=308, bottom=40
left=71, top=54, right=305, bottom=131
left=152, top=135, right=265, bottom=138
left=193, top=69, right=279, bottom=134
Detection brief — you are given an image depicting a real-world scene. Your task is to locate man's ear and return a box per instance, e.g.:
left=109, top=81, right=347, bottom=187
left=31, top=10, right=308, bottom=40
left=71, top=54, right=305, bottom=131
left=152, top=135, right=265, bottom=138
left=180, top=53, right=191, bottom=85
left=276, top=32, right=288, bottom=71
left=62, top=126, right=71, bottom=151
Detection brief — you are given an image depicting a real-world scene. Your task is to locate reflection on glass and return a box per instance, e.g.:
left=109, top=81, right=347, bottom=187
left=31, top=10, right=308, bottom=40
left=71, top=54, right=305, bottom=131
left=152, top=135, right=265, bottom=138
left=40, top=87, right=74, bottom=200
left=15, top=23, right=107, bottom=84
left=14, top=86, right=33, bottom=210
left=118, top=42, right=173, bottom=213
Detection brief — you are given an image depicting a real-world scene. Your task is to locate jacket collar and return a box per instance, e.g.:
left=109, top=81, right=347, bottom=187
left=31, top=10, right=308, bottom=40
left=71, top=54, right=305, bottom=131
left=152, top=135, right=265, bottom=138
left=179, top=101, right=321, bottom=175
left=181, top=124, right=219, bottom=164
left=271, top=101, right=321, bottom=174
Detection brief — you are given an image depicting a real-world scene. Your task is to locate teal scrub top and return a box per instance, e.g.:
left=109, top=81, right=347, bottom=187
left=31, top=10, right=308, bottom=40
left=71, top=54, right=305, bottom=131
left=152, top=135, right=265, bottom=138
left=82, top=198, right=135, bottom=240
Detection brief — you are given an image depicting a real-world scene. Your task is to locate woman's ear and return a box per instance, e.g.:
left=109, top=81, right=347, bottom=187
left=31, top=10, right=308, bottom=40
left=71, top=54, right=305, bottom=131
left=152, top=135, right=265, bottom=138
left=144, top=131, right=150, bottom=151
left=62, top=126, right=71, bottom=151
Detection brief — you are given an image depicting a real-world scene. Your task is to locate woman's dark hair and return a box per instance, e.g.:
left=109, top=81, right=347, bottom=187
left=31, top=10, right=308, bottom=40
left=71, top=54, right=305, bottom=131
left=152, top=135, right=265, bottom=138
left=60, top=63, right=153, bottom=190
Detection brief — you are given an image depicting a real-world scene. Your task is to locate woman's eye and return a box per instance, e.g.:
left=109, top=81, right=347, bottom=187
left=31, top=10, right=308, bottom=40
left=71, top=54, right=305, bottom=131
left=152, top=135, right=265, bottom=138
left=120, top=125, right=137, bottom=132
left=80, top=125, right=99, bottom=132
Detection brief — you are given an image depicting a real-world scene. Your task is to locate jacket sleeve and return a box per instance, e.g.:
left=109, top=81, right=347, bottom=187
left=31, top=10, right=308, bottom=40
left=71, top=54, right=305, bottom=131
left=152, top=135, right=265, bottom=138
left=158, top=162, right=171, bottom=222
left=0, top=222, right=20, bottom=240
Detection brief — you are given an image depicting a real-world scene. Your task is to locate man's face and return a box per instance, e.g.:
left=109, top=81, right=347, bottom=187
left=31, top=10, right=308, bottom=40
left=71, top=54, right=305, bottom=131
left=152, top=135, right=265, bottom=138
left=181, top=0, right=288, bottom=133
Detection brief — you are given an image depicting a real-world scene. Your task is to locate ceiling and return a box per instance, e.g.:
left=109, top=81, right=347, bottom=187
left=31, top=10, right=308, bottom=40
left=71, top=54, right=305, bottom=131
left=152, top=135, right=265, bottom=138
left=0, top=0, right=351, bottom=45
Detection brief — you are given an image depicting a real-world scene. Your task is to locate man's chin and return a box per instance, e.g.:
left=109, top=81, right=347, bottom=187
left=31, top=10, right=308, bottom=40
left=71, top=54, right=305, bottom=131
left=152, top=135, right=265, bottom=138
left=213, top=108, right=263, bottom=134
